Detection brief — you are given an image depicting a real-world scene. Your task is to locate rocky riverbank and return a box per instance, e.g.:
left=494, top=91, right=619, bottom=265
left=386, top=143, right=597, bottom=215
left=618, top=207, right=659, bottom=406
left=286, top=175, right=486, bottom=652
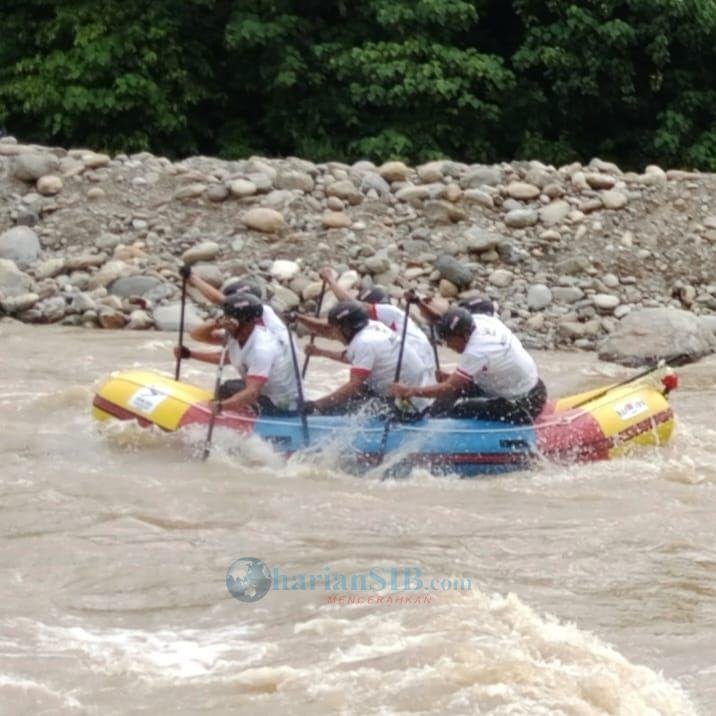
left=1, top=136, right=714, bottom=363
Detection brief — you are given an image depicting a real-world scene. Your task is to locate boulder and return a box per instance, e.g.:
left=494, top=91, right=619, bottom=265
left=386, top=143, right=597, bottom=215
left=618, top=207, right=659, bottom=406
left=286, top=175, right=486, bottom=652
left=108, top=276, right=163, bottom=298
left=504, top=208, right=538, bottom=228
left=464, top=229, right=503, bottom=253
left=0, top=226, right=41, bottom=267
left=243, top=207, right=286, bottom=233
left=322, top=211, right=352, bottom=229
left=599, top=308, right=716, bottom=366
left=270, top=259, right=300, bottom=282
left=488, top=269, right=513, bottom=288
left=13, top=152, right=59, bottom=182
left=539, top=200, right=570, bottom=227
left=601, top=190, right=628, bottom=210
left=0, top=259, right=35, bottom=299
left=36, top=175, right=63, bottom=196
left=182, top=241, right=220, bottom=264
left=434, top=254, right=472, bottom=289
left=527, top=284, right=553, bottom=311
left=506, top=181, right=540, bottom=200
left=228, top=179, right=258, bottom=197
left=460, top=166, right=502, bottom=189
left=152, top=302, right=205, bottom=332
left=378, top=161, right=410, bottom=182
left=275, top=170, right=314, bottom=192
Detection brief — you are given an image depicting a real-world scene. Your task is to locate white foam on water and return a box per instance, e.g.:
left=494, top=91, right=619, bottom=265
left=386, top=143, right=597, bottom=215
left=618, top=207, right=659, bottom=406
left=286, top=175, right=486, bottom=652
left=15, top=620, right=273, bottom=682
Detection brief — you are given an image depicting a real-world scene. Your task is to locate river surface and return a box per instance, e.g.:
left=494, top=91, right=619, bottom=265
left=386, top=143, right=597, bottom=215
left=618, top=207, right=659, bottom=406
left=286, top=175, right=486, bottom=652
left=1, top=319, right=715, bottom=715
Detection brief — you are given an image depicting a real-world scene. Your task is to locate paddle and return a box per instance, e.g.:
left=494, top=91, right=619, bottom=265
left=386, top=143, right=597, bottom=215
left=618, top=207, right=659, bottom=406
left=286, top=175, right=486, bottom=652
left=428, top=322, right=441, bottom=375
left=286, top=317, right=310, bottom=447
left=571, top=353, right=688, bottom=410
left=202, top=333, right=230, bottom=461
left=301, top=280, right=326, bottom=379
left=377, top=292, right=414, bottom=464
left=175, top=264, right=189, bottom=381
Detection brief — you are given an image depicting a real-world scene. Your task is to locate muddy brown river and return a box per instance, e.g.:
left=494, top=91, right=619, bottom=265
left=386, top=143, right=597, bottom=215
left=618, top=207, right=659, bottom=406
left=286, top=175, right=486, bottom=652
left=1, top=320, right=714, bottom=714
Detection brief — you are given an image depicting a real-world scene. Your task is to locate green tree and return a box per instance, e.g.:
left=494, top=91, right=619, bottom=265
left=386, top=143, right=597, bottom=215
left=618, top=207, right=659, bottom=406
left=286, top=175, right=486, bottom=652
left=0, top=0, right=220, bottom=155
left=510, top=0, right=716, bottom=169
left=221, top=0, right=515, bottom=162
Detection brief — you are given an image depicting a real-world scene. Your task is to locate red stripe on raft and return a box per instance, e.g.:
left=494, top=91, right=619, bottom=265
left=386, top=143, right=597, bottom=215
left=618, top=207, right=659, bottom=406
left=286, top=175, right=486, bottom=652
left=93, top=395, right=154, bottom=427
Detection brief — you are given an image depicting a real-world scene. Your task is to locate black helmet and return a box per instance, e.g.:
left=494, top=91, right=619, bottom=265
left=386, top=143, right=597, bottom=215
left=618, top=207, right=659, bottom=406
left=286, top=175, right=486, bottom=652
left=357, top=285, right=390, bottom=305
left=458, top=296, right=495, bottom=316
left=223, top=293, right=263, bottom=322
left=224, top=279, right=262, bottom=299
left=437, top=307, right=474, bottom=340
left=328, top=300, right=369, bottom=341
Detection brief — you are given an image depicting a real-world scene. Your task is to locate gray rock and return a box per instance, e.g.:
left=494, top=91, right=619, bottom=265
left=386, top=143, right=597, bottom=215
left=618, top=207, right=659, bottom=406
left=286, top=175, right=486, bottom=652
left=462, top=189, right=494, bottom=209
left=434, top=254, right=472, bottom=288
left=108, top=276, right=163, bottom=298
left=182, top=240, right=220, bottom=264
left=13, top=153, right=59, bottom=182
left=0, top=292, right=39, bottom=314
left=551, top=286, right=585, bottom=303
left=488, top=269, right=513, bottom=288
left=599, top=308, right=716, bottom=366
left=539, top=200, right=570, bottom=227
left=593, top=293, right=620, bottom=312
left=270, top=284, right=301, bottom=312
left=527, top=284, right=553, bottom=311
left=327, top=180, right=363, bottom=205
left=275, top=170, right=314, bottom=192
left=464, top=229, right=503, bottom=253
left=460, top=166, right=502, bottom=189
left=601, top=190, right=628, bottom=210
left=207, top=184, right=229, bottom=202
left=360, top=172, right=391, bottom=196
left=33, top=258, right=65, bottom=279
left=701, top=315, right=716, bottom=336
left=504, top=208, right=538, bottom=228
left=365, top=255, right=391, bottom=274
left=95, top=233, right=123, bottom=251
left=555, top=256, right=591, bottom=275
left=127, top=309, right=154, bottom=330
left=0, top=226, right=41, bottom=267
left=152, top=302, right=204, bottom=332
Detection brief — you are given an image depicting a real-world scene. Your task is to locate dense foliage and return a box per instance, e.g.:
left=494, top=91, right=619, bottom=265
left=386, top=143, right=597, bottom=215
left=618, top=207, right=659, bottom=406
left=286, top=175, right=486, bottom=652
left=1, top=0, right=715, bottom=168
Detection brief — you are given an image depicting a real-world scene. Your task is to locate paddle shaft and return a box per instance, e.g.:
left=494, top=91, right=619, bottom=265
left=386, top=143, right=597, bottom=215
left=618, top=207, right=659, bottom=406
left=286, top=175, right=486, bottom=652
left=301, top=280, right=326, bottom=379
left=202, top=335, right=230, bottom=461
left=378, top=297, right=413, bottom=459
left=287, top=323, right=310, bottom=446
left=570, top=354, right=686, bottom=410
left=428, top=322, right=441, bottom=374
left=174, top=273, right=188, bottom=381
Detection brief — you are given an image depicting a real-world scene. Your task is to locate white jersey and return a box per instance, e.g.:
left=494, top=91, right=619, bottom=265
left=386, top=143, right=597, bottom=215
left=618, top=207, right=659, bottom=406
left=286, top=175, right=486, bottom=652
left=346, top=320, right=433, bottom=411
left=456, top=315, right=538, bottom=399
left=369, top=303, right=437, bottom=375
left=228, top=325, right=299, bottom=411
left=261, top=304, right=303, bottom=361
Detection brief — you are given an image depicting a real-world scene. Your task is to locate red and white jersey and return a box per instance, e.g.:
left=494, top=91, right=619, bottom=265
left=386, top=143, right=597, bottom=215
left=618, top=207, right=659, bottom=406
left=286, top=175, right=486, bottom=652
left=228, top=325, right=299, bottom=410
left=258, top=303, right=303, bottom=365
left=456, top=315, right=538, bottom=399
left=368, top=303, right=436, bottom=375
left=346, top=320, right=432, bottom=410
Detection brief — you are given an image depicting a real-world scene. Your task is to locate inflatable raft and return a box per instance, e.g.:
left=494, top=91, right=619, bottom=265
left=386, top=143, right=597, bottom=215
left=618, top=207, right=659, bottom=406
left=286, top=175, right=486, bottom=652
left=92, top=366, right=678, bottom=477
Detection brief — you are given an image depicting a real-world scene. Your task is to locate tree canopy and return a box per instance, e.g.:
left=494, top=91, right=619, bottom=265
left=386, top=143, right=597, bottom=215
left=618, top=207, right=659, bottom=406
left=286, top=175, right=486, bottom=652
left=1, top=0, right=715, bottom=169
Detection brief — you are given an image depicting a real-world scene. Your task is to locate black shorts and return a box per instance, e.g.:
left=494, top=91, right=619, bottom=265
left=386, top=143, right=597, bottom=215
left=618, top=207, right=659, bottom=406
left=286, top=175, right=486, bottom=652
left=432, top=379, right=547, bottom=424
left=218, top=379, right=296, bottom=417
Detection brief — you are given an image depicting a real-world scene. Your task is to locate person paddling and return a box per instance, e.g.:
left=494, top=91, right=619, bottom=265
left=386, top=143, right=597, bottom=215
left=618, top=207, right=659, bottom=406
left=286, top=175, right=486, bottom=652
left=390, top=307, right=546, bottom=424
left=183, top=266, right=301, bottom=356
left=298, top=300, right=432, bottom=416
left=174, top=294, right=299, bottom=416
left=316, top=267, right=438, bottom=379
